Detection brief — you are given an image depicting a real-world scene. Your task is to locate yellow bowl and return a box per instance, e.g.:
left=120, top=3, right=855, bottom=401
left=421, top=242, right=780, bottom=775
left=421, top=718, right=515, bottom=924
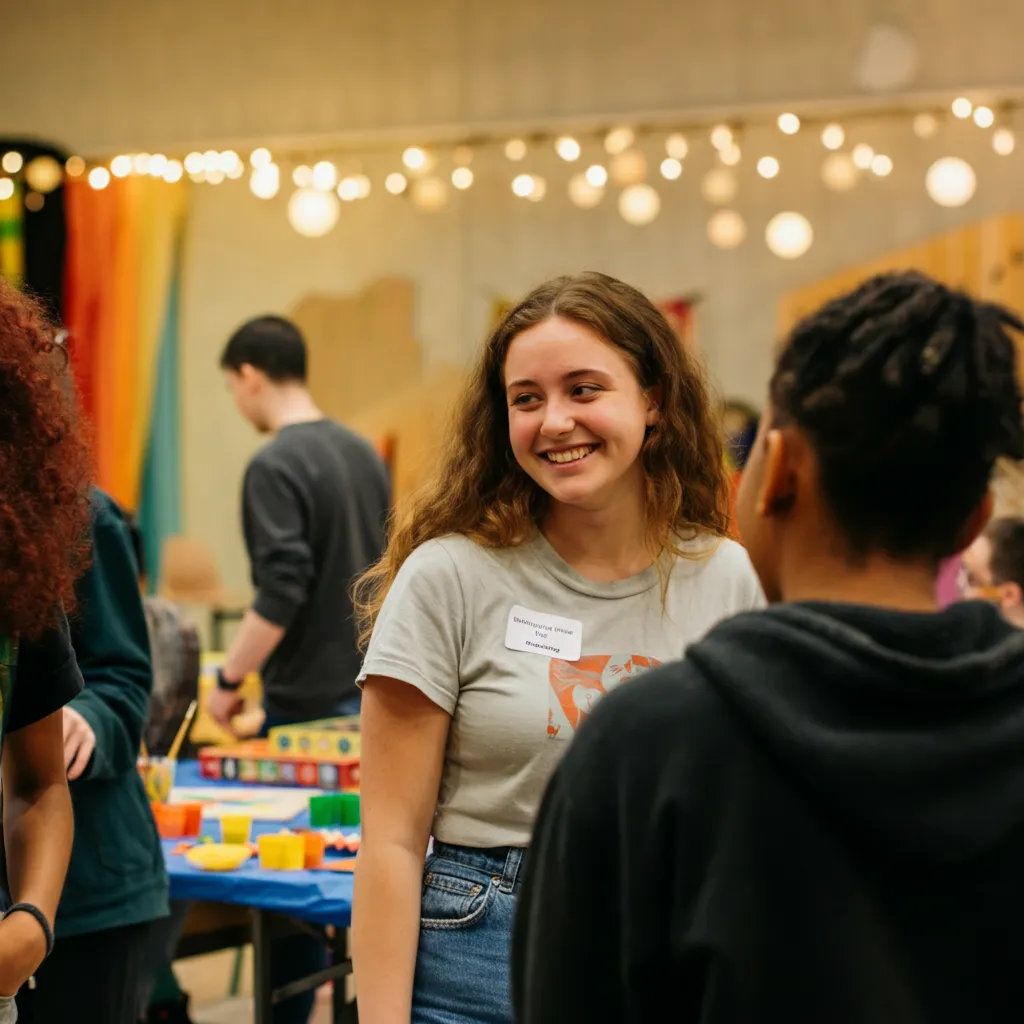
left=185, top=843, right=252, bottom=872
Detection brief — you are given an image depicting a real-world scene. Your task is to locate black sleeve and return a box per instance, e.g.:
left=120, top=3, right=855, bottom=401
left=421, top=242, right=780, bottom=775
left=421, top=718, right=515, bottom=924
left=512, top=714, right=625, bottom=1024
left=243, top=458, right=314, bottom=629
left=10, top=609, right=84, bottom=732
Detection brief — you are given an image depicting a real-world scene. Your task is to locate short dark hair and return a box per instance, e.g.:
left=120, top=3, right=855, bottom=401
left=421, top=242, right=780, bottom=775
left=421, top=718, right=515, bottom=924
left=770, top=271, right=1024, bottom=562
left=219, top=315, right=307, bottom=382
left=984, top=517, right=1024, bottom=589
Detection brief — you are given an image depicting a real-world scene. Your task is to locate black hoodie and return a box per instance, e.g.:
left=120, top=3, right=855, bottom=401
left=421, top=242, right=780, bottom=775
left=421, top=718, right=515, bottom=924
left=512, top=601, right=1024, bottom=1024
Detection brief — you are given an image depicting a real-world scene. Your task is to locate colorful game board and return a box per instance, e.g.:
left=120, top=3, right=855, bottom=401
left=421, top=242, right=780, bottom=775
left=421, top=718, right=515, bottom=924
left=267, top=716, right=361, bottom=757
left=198, top=739, right=360, bottom=791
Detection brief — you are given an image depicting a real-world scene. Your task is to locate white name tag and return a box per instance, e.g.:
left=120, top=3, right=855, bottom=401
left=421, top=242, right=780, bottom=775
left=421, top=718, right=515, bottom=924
left=505, top=604, right=583, bottom=662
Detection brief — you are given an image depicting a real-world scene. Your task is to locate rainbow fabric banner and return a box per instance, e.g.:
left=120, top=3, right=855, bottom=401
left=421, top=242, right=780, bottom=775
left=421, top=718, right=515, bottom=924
left=64, top=177, right=187, bottom=578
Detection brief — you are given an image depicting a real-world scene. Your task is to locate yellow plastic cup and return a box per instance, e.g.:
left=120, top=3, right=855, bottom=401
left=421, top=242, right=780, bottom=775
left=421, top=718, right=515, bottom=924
left=221, top=815, right=252, bottom=845
left=258, top=833, right=305, bottom=870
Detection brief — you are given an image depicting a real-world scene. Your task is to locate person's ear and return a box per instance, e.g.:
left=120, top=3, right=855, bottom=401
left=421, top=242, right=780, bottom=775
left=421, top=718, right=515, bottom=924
left=238, top=363, right=263, bottom=392
left=954, top=490, right=994, bottom=553
left=754, top=428, right=795, bottom=518
left=644, top=385, right=662, bottom=427
left=999, top=581, right=1023, bottom=613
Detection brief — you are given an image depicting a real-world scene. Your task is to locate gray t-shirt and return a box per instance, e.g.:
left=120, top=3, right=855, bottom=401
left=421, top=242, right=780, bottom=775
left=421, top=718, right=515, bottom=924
left=358, top=532, right=764, bottom=848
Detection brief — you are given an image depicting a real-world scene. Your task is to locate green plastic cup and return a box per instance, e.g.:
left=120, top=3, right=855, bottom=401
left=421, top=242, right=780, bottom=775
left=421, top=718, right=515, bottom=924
left=338, top=792, right=360, bottom=826
left=309, top=794, right=336, bottom=828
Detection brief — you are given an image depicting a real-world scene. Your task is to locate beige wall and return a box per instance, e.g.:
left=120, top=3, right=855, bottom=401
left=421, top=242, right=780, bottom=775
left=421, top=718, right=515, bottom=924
left=4, top=0, right=1024, bottom=154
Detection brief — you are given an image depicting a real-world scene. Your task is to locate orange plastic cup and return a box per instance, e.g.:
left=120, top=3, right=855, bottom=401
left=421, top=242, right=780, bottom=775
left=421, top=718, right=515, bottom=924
left=302, top=831, right=327, bottom=869
left=179, top=803, right=203, bottom=837
left=154, top=804, right=187, bottom=839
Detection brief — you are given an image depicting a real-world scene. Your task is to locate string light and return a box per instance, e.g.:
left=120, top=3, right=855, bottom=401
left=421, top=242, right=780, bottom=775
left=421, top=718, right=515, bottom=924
left=0, top=178, right=13, bottom=201
left=311, top=160, right=337, bottom=191
left=926, top=157, right=976, bottom=207
left=403, top=147, right=427, bottom=170
left=504, top=139, right=527, bottom=161
left=1, top=152, right=23, bottom=174
left=719, top=144, right=741, bottom=166
left=163, top=160, right=184, bottom=184
left=707, top=210, right=746, bottom=249
left=778, top=113, right=801, bottom=135
left=512, top=173, right=536, bottom=198
left=292, top=165, right=313, bottom=188
left=757, top=156, right=780, bottom=179
left=604, top=127, right=634, bottom=155
left=973, top=106, right=995, bottom=128
left=952, top=97, right=973, bottom=119
left=218, top=151, right=242, bottom=176
left=710, top=125, right=733, bottom=151
left=453, top=146, right=473, bottom=167
left=184, top=153, right=204, bottom=175
left=660, top=157, right=683, bottom=180
left=766, top=211, right=813, bottom=259
left=852, top=143, right=875, bottom=170
left=202, top=150, right=220, bottom=172
left=993, top=128, right=1016, bottom=156
left=665, top=133, right=688, bottom=160
left=821, top=124, right=845, bottom=150
left=385, top=172, right=408, bottom=195
left=110, top=155, right=132, bottom=178
left=134, top=154, right=152, bottom=175
left=250, top=164, right=280, bottom=199
left=250, top=148, right=272, bottom=168
left=451, top=166, right=474, bottom=190
left=822, top=152, right=859, bottom=192
left=88, top=167, right=111, bottom=190
left=288, top=187, right=340, bottom=236
left=555, top=137, right=581, bottom=161
left=148, top=154, right=168, bottom=178
left=568, top=173, right=603, bottom=209
left=618, top=184, right=660, bottom=226
left=585, top=164, right=608, bottom=187
left=871, top=154, right=893, bottom=177
left=913, top=113, right=939, bottom=138
left=65, top=156, right=86, bottom=178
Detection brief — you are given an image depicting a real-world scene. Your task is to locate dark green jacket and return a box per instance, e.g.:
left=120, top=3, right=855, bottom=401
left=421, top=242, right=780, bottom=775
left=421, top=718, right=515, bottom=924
left=57, top=488, right=169, bottom=938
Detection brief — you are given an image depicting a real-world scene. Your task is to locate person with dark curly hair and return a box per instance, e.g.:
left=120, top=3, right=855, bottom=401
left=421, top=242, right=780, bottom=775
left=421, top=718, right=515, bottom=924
left=514, top=271, right=1024, bottom=1024
left=0, top=281, right=93, bottom=1021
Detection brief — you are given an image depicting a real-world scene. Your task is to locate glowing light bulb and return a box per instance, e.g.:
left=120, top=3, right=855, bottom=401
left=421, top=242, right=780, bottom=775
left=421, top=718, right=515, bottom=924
left=973, top=106, right=995, bottom=128
left=451, top=166, right=474, bottom=190
left=778, top=113, right=801, bottom=135
left=555, top=136, right=581, bottom=161
left=821, top=124, right=845, bottom=150
left=110, top=155, right=133, bottom=178
left=660, top=157, right=683, bottom=180
left=250, top=148, right=272, bottom=168
left=385, top=172, right=408, bottom=195
left=88, top=167, right=111, bottom=190
left=757, top=156, right=780, bottom=179
left=951, top=97, right=972, bottom=119
left=585, top=164, right=608, bottom=188
left=504, top=139, right=527, bottom=161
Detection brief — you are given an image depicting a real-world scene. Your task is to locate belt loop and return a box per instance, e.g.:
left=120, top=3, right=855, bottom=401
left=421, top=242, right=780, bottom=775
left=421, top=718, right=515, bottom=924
left=499, top=847, right=524, bottom=893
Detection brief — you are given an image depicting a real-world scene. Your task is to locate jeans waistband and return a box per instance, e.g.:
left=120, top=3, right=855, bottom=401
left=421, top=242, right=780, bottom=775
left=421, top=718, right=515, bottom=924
left=431, top=841, right=527, bottom=893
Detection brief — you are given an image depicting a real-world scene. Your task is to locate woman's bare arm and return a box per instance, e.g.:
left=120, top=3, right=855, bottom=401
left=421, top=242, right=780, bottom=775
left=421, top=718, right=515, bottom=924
left=352, top=676, right=450, bottom=1024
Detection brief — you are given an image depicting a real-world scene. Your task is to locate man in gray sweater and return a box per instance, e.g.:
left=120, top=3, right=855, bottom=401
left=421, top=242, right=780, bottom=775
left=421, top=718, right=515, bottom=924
left=209, top=314, right=390, bottom=1024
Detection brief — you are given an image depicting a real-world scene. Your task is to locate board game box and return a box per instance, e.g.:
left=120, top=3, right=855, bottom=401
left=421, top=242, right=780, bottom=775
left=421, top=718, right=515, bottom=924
left=198, top=739, right=360, bottom=791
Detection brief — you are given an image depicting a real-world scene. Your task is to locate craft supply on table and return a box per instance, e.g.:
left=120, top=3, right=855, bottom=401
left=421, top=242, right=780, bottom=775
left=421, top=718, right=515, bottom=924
left=258, top=833, right=305, bottom=870
left=198, top=738, right=359, bottom=790
left=185, top=843, right=253, bottom=872
left=169, top=785, right=319, bottom=822
left=309, top=792, right=360, bottom=828
left=152, top=802, right=205, bottom=840
left=220, top=814, right=252, bottom=845
left=140, top=756, right=176, bottom=803
left=267, top=716, right=361, bottom=757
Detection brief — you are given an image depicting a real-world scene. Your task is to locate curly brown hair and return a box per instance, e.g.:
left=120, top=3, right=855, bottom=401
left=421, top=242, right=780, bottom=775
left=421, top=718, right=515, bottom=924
left=355, top=272, right=729, bottom=644
left=0, top=281, right=93, bottom=638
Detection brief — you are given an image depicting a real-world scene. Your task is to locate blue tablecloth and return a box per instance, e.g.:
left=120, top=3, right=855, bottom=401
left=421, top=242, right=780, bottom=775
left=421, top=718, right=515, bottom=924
left=164, top=761, right=354, bottom=926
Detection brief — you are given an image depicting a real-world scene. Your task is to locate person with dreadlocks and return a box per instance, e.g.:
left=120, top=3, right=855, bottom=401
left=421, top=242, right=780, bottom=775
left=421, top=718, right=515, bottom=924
left=513, top=271, right=1024, bottom=1024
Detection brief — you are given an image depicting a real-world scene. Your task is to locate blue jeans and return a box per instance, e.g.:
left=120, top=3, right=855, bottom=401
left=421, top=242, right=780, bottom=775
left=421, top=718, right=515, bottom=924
left=411, top=842, right=525, bottom=1024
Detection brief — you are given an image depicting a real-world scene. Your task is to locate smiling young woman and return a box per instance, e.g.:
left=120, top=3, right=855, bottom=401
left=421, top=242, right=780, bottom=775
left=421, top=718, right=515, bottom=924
left=350, top=272, right=764, bottom=1024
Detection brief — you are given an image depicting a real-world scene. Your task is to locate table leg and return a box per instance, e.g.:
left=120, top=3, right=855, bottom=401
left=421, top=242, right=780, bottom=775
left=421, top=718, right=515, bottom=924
left=252, top=908, right=273, bottom=1024
left=332, top=928, right=358, bottom=1024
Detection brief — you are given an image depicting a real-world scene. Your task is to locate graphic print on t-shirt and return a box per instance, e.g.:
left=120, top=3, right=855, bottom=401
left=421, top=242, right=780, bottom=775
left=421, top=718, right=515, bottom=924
left=547, top=653, right=662, bottom=737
